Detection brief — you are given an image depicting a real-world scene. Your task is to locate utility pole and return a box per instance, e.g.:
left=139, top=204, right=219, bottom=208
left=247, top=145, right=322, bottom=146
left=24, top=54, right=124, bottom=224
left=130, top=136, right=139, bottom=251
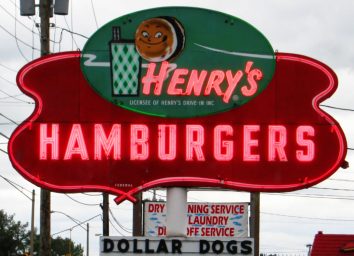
left=102, top=193, right=109, bottom=236
left=39, top=1, right=51, bottom=255
left=87, top=223, right=90, bottom=256
left=133, top=192, right=143, bottom=236
left=250, top=192, right=260, bottom=256
left=30, top=190, right=35, bottom=256
left=19, top=1, right=69, bottom=255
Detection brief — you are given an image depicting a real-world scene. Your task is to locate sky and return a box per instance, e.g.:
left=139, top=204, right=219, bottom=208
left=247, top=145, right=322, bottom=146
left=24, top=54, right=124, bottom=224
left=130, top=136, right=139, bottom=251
left=0, top=0, right=354, bottom=255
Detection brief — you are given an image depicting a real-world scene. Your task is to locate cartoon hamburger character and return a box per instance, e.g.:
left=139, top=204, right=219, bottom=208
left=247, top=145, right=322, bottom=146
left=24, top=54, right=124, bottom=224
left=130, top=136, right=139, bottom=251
left=135, top=17, right=185, bottom=62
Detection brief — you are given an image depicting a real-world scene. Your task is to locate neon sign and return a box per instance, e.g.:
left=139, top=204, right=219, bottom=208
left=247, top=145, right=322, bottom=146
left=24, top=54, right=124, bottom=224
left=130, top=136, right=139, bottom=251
left=140, top=61, right=262, bottom=103
left=80, top=7, right=276, bottom=118
left=9, top=51, right=346, bottom=203
left=38, top=123, right=315, bottom=162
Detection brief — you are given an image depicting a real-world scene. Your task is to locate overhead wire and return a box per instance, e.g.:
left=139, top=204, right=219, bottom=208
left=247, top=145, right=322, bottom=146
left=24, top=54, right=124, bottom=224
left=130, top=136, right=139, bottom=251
left=0, top=63, right=18, bottom=73
left=262, top=211, right=354, bottom=222
left=0, top=174, right=32, bottom=200
left=108, top=207, right=132, bottom=233
left=0, top=113, right=19, bottom=124
left=14, top=0, right=30, bottom=62
left=0, top=24, right=39, bottom=52
left=264, top=192, right=354, bottom=201
left=0, top=2, right=39, bottom=35
left=321, top=104, right=354, bottom=112
left=64, top=194, right=101, bottom=206
left=90, top=0, right=99, bottom=29
left=108, top=218, right=125, bottom=236
left=0, top=73, right=18, bottom=86
left=52, top=214, right=101, bottom=236
left=0, top=88, right=32, bottom=104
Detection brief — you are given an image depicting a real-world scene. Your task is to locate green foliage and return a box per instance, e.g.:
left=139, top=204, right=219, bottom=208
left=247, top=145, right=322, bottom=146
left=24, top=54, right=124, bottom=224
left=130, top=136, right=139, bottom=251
left=0, top=209, right=30, bottom=256
left=32, top=234, right=84, bottom=256
left=0, top=209, right=84, bottom=256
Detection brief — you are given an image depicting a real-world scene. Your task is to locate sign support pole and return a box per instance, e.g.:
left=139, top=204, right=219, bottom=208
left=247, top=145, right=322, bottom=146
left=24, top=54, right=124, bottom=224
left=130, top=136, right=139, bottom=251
left=133, top=192, right=143, bottom=236
left=250, top=192, right=260, bottom=256
left=166, top=187, right=187, bottom=237
left=39, top=0, right=51, bottom=255
left=30, top=189, right=35, bottom=256
left=102, top=192, right=109, bottom=236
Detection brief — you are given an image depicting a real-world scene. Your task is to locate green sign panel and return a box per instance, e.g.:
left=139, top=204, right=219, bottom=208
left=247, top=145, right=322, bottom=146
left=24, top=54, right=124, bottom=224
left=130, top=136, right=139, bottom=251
left=81, top=7, right=275, bottom=118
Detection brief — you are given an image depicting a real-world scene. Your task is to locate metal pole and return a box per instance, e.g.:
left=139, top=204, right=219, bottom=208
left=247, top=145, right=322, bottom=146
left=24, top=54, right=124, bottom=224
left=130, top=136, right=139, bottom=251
left=250, top=192, right=260, bottom=256
left=87, top=223, right=89, bottom=256
left=132, top=192, right=143, bottom=236
left=102, top=193, right=109, bottom=236
left=166, top=188, right=187, bottom=237
left=39, top=1, right=51, bottom=255
left=30, top=190, right=35, bottom=256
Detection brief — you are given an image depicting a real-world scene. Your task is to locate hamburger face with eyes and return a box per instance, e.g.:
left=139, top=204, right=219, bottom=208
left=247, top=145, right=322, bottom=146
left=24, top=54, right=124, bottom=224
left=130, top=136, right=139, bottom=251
left=135, top=18, right=184, bottom=62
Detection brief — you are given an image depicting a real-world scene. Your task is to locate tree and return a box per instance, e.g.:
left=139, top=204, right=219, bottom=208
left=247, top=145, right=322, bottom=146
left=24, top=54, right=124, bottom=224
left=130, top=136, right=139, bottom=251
left=0, top=209, right=84, bottom=256
left=32, top=234, right=84, bottom=256
left=51, top=236, right=84, bottom=256
left=0, top=209, right=30, bottom=256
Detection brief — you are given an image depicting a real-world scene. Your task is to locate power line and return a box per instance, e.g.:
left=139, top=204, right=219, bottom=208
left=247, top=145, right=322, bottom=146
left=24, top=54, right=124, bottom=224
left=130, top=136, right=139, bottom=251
left=320, top=104, right=354, bottom=112
left=0, top=132, right=10, bottom=139
left=0, top=93, right=24, bottom=100
left=0, top=87, right=33, bottom=104
left=262, top=211, right=354, bottom=222
left=63, top=16, right=78, bottom=49
left=0, top=24, right=39, bottom=51
left=0, top=174, right=32, bottom=200
left=14, top=0, right=31, bottom=62
left=108, top=218, right=125, bottom=236
left=90, top=0, right=99, bottom=29
left=64, top=194, right=100, bottom=206
left=0, top=148, right=8, bottom=155
left=330, top=178, right=354, bottom=182
left=52, top=214, right=101, bottom=236
left=0, top=113, right=19, bottom=124
left=0, top=63, right=18, bottom=73
left=265, top=192, right=354, bottom=201
left=312, top=186, right=354, bottom=193
left=0, top=2, right=39, bottom=35
left=108, top=208, right=132, bottom=233
left=51, top=210, right=87, bottom=231
left=81, top=192, right=102, bottom=197
left=0, top=73, right=18, bottom=86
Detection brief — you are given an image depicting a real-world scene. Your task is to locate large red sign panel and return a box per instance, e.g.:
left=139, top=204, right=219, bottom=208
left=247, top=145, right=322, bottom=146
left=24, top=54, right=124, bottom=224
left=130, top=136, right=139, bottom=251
left=8, top=51, right=346, bottom=203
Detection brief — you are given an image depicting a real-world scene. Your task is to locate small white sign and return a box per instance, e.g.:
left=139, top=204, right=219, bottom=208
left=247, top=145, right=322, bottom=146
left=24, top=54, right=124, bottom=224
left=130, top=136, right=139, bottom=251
left=144, top=202, right=248, bottom=237
left=100, top=236, right=254, bottom=255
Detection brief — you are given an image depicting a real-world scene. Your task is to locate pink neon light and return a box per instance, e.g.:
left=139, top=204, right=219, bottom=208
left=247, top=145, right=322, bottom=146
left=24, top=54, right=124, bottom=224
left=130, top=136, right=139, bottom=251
left=9, top=52, right=347, bottom=204
left=64, top=124, right=89, bottom=160
left=214, top=125, right=233, bottom=161
left=268, top=125, right=288, bottom=162
left=9, top=53, right=134, bottom=203
left=186, top=125, right=205, bottom=161
left=296, top=125, right=315, bottom=162
left=39, top=123, right=59, bottom=160
left=167, top=68, right=188, bottom=95
left=130, top=124, right=149, bottom=160
left=224, top=70, right=243, bottom=103
left=158, top=125, right=177, bottom=160
left=94, top=124, right=121, bottom=160
left=185, top=70, right=208, bottom=96
left=241, top=61, right=263, bottom=97
left=204, top=70, right=224, bottom=96
left=142, top=61, right=169, bottom=95
left=243, top=125, right=260, bottom=162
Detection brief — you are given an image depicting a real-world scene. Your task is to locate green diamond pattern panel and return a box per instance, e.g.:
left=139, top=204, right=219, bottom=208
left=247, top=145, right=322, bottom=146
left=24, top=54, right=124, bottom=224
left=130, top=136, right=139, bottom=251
left=111, top=43, right=140, bottom=96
